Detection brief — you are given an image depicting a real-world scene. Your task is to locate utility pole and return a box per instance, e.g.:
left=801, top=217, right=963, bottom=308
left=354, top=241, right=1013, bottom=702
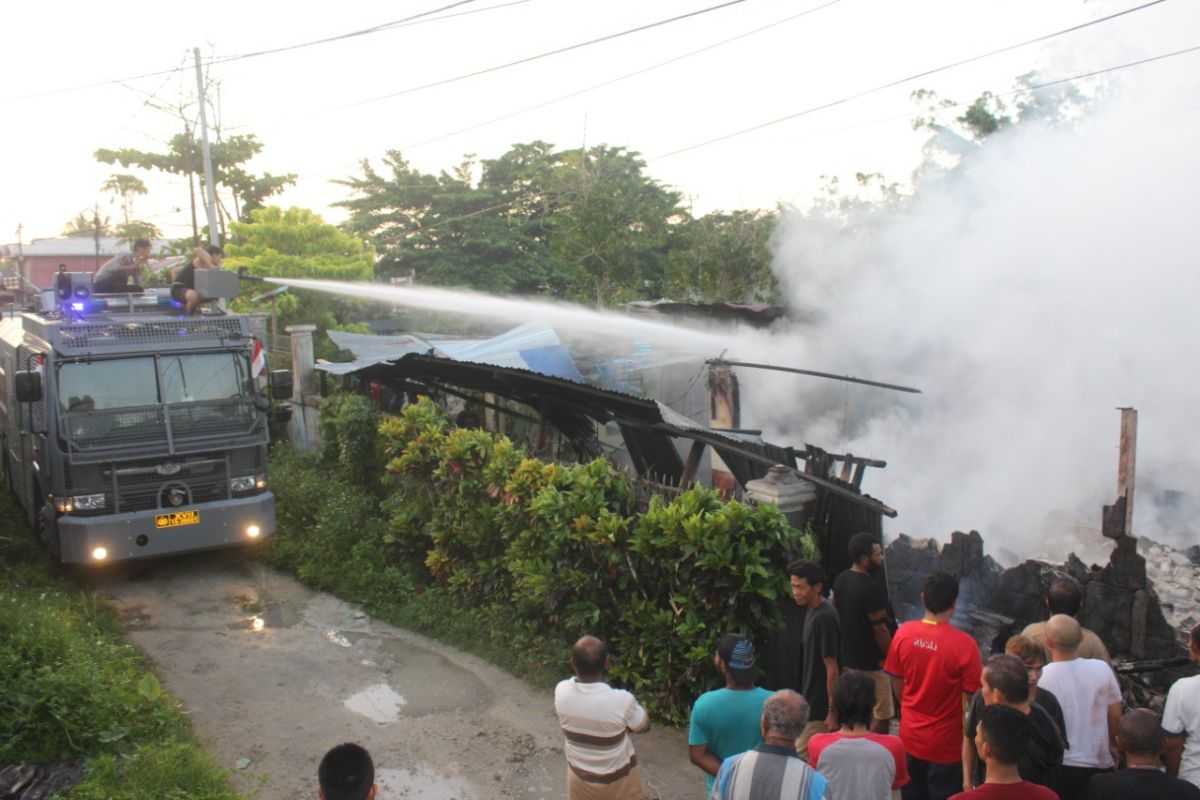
left=193, top=47, right=220, bottom=247
left=15, top=223, right=25, bottom=305
left=93, top=204, right=102, bottom=270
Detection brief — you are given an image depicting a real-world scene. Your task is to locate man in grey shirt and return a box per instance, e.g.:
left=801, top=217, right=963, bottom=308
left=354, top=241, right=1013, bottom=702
left=94, top=238, right=151, bottom=293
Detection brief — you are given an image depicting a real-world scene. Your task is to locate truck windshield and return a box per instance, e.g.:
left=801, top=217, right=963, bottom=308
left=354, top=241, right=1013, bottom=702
left=58, top=353, right=249, bottom=412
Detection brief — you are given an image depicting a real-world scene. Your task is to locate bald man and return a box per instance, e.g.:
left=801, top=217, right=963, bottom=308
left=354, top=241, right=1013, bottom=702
left=554, top=636, right=651, bottom=800
left=1037, top=614, right=1123, bottom=800
left=1082, top=709, right=1200, bottom=799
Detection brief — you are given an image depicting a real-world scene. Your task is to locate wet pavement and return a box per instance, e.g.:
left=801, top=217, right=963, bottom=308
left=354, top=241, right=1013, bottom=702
left=86, top=550, right=698, bottom=799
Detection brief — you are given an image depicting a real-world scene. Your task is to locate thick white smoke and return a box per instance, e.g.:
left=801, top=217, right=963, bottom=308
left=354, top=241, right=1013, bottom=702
left=739, top=69, right=1200, bottom=561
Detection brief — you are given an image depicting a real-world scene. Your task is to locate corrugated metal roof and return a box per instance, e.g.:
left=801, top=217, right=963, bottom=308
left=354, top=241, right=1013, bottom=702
left=324, top=322, right=583, bottom=382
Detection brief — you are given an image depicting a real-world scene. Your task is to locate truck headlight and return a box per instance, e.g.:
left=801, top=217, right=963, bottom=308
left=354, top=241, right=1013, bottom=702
left=71, top=493, right=107, bottom=511
left=230, top=476, right=256, bottom=493
left=231, top=475, right=266, bottom=494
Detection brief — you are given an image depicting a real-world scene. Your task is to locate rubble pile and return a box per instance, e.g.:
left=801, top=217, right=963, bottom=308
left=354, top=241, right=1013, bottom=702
left=1139, top=537, right=1200, bottom=648
left=885, top=530, right=1184, bottom=662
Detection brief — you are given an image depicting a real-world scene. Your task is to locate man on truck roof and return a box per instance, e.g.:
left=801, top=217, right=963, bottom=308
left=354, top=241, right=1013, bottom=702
left=94, top=238, right=151, bottom=293
left=171, top=244, right=223, bottom=315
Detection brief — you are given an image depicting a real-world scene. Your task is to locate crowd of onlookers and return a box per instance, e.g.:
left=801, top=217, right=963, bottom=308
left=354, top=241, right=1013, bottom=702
left=314, top=533, right=1200, bottom=800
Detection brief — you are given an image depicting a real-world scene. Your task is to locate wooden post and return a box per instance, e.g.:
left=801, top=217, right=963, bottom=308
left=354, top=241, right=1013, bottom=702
left=1117, top=407, right=1137, bottom=537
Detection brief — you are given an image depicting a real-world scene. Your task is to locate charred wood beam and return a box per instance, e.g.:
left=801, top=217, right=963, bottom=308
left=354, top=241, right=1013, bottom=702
left=708, top=358, right=922, bottom=395
left=679, top=440, right=707, bottom=488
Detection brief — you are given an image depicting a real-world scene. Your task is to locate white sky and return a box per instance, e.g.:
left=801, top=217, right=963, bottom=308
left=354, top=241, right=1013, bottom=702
left=2, top=0, right=1195, bottom=243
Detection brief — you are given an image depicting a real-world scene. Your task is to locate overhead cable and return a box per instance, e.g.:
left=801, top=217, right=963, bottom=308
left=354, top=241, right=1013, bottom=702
left=652, top=0, right=1168, bottom=159
left=327, top=0, right=748, bottom=111
left=0, top=0, right=522, bottom=104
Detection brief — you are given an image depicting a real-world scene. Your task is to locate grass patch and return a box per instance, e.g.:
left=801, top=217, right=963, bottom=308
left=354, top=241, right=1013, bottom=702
left=261, top=446, right=568, bottom=690
left=0, top=489, right=239, bottom=798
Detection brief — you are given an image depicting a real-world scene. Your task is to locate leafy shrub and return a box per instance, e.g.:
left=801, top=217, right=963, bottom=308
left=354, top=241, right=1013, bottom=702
left=0, top=492, right=238, bottom=796
left=317, top=392, right=385, bottom=490
left=373, top=397, right=815, bottom=722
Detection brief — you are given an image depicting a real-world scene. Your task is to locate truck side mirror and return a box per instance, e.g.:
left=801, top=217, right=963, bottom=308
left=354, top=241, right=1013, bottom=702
left=15, top=370, right=42, bottom=403
left=270, top=370, right=293, bottom=400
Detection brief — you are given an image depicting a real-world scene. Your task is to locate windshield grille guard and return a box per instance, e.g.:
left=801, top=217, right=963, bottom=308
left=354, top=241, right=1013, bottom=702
left=56, top=318, right=245, bottom=352
left=61, top=398, right=267, bottom=464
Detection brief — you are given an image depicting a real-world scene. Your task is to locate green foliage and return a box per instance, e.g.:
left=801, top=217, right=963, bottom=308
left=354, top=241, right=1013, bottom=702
left=339, top=141, right=699, bottom=304
left=0, top=491, right=239, bottom=796
left=318, top=392, right=385, bottom=490
left=370, top=398, right=813, bottom=722
left=225, top=206, right=377, bottom=360
left=664, top=210, right=779, bottom=303
left=95, top=132, right=295, bottom=220
left=261, top=446, right=411, bottom=603
left=67, top=741, right=240, bottom=800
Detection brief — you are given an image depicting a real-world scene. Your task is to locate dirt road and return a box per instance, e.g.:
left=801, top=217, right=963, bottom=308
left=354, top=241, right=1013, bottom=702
left=87, top=551, right=704, bottom=800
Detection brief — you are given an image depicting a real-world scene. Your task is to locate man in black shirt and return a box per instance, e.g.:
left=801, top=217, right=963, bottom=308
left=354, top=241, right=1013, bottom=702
left=789, top=558, right=840, bottom=763
left=963, top=653, right=1065, bottom=794
left=171, top=245, right=223, bottom=315
left=832, top=532, right=895, bottom=734
left=1082, top=709, right=1200, bottom=800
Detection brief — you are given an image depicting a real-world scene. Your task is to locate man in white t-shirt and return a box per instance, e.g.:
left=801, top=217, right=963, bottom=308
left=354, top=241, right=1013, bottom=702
left=554, top=635, right=652, bottom=799
left=1165, top=623, right=1200, bottom=789
left=1037, top=614, right=1123, bottom=800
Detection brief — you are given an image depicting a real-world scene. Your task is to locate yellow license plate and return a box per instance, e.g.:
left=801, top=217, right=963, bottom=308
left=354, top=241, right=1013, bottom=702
left=155, top=510, right=200, bottom=528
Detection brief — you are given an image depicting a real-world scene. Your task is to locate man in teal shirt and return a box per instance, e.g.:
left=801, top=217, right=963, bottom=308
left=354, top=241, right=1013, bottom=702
left=689, top=633, right=773, bottom=793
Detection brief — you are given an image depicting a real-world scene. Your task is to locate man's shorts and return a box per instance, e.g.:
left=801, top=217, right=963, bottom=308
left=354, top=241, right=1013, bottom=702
left=170, top=282, right=191, bottom=303
left=847, top=668, right=896, bottom=720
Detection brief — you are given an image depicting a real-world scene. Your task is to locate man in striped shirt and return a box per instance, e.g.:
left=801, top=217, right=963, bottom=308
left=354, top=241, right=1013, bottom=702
left=711, top=689, right=829, bottom=800
left=555, top=636, right=652, bottom=799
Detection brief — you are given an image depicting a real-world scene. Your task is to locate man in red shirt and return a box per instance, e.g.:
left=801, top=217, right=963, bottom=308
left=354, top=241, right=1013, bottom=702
left=950, top=705, right=1058, bottom=799
left=885, top=571, right=983, bottom=800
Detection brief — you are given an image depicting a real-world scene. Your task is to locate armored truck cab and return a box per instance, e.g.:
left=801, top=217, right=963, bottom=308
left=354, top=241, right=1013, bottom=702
left=0, top=284, right=283, bottom=564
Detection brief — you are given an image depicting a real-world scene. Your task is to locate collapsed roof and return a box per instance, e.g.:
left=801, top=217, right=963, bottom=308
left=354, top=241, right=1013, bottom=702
left=319, top=324, right=894, bottom=517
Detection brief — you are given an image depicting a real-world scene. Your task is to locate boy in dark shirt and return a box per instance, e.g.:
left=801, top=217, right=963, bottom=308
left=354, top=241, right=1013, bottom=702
left=1082, top=709, right=1200, bottom=800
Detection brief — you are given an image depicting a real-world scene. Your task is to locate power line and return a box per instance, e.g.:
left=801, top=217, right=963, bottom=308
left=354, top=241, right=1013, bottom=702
left=326, top=0, right=748, bottom=112
left=652, top=0, right=1168, bottom=159
left=0, top=0, right=524, bottom=104
left=288, top=0, right=841, bottom=184
left=397, top=0, right=842, bottom=151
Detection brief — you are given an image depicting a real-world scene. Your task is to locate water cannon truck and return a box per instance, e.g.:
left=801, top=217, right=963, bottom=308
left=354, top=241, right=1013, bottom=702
left=0, top=267, right=292, bottom=564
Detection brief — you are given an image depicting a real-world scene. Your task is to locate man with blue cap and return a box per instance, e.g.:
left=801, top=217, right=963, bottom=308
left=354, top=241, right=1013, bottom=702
left=689, top=633, right=774, bottom=794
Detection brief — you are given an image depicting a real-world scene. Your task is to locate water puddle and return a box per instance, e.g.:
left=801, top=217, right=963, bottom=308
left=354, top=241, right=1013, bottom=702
left=342, top=633, right=493, bottom=716
left=230, top=588, right=306, bottom=631
left=376, top=765, right=473, bottom=799
left=344, top=683, right=407, bottom=723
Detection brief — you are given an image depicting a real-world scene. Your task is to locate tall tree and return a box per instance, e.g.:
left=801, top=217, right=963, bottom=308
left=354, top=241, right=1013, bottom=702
left=225, top=206, right=376, bottom=360
left=664, top=210, right=779, bottom=303
left=337, top=141, right=684, bottom=303
left=95, top=132, right=296, bottom=232
left=62, top=211, right=110, bottom=237
left=100, top=173, right=148, bottom=225
left=545, top=145, right=684, bottom=304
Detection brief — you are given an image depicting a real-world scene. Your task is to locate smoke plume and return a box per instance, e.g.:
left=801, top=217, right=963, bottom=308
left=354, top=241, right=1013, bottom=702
left=742, top=70, right=1200, bottom=560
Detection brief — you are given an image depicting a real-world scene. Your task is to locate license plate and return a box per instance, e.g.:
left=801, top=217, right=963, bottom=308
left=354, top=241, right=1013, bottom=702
left=155, top=510, right=200, bottom=528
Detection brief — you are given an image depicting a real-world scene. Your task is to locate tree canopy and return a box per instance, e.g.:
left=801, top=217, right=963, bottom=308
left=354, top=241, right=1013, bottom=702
left=225, top=206, right=376, bottom=360
left=336, top=141, right=774, bottom=305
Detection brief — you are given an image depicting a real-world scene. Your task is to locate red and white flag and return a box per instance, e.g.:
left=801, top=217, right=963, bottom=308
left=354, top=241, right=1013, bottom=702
left=251, top=339, right=266, bottom=378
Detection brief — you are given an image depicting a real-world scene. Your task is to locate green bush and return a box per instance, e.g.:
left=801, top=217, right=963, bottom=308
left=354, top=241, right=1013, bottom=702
left=0, top=492, right=239, bottom=797
left=318, top=392, right=385, bottom=490
left=372, top=397, right=814, bottom=723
